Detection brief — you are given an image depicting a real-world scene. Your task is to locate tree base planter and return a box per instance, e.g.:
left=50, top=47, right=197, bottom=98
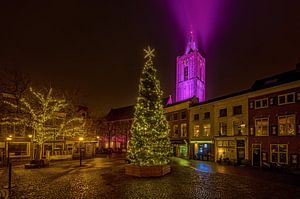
left=125, top=164, right=171, bottom=177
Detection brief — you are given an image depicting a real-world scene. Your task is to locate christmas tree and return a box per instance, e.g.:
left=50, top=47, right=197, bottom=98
left=127, top=46, right=171, bottom=166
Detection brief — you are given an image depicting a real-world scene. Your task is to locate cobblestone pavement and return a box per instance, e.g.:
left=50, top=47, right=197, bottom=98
left=1, top=157, right=300, bottom=199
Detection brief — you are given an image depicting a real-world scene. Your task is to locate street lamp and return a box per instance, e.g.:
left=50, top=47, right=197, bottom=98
left=79, top=137, right=84, bottom=166
left=6, top=135, right=13, bottom=166
left=28, top=134, right=33, bottom=159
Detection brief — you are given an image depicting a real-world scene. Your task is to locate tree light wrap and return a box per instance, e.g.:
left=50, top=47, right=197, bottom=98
left=127, top=46, right=172, bottom=166
left=1, top=87, right=86, bottom=159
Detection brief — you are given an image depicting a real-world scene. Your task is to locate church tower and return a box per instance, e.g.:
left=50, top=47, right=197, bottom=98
left=176, top=31, right=206, bottom=102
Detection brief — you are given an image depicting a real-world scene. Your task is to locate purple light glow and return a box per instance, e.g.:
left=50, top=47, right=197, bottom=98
left=176, top=32, right=205, bottom=102
left=167, top=0, right=224, bottom=50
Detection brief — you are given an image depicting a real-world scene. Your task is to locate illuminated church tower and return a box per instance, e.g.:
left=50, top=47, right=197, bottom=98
left=176, top=32, right=206, bottom=102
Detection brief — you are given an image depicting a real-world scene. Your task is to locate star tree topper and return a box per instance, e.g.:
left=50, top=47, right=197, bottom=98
left=144, top=46, right=155, bottom=60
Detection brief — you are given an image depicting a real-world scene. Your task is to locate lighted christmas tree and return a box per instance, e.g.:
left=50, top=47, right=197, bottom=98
left=127, top=46, right=171, bottom=166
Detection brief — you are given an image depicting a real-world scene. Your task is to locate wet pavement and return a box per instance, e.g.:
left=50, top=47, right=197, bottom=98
left=0, top=156, right=300, bottom=199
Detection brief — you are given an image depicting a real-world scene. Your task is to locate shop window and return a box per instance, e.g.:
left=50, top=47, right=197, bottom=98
left=181, top=123, right=187, bottom=137
left=203, top=124, right=211, bottom=136
left=219, top=122, right=227, bottom=136
left=8, top=142, right=29, bottom=156
left=255, top=118, right=269, bottom=136
left=278, top=115, right=296, bottom=136
left=193, top=125, right=200, bottom=137
left=204, top=112, right=210, bottom=119
left=278, top=93, right=295, bottom=105
left=219, top=108, right=227, bottom=117
left=194, top=114, right=199, bottom=121
left=233, top=105, right=242, bottom=115
left=270, top=144, right=288, bottom=164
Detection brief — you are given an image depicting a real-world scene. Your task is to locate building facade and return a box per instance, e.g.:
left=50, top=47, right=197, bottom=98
left=165, top=97, right=198, bottom=158
left=189, top=102, right=215, bottom=161
left=248, top=71, right=300, bottom=167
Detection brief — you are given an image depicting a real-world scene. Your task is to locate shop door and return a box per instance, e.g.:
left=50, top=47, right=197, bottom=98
left=252, top=147, right=261, bottom=167
left=236, top=140, right=245, bottom=164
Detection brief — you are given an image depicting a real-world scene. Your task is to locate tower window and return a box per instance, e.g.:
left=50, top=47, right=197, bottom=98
left=184, top=67, right=188, bottom=80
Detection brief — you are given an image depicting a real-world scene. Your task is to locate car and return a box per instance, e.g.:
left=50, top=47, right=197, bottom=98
left=25, top=159, right=49, bottom=169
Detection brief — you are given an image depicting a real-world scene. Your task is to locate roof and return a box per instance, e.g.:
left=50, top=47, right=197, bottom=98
left=106, top=105, right=135, bottom=121
left=251, top=69, right=300, bottom=90
left=166, top=96, right=199, bottom=107
left=191, top=65, right=300, bottom=107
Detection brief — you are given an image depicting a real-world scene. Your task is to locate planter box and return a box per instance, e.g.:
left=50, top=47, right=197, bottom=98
left=125, top=164, right=171, bottom=177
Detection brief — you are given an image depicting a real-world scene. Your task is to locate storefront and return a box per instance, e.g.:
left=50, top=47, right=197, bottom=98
left=215, top=137, right=247, bottom=164
left=171, top=140, right=188, bottom=158
left=190, top=140, right=214, bottom=161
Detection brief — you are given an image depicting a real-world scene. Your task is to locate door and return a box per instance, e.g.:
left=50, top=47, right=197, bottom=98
left=236, top=140, right=245, bottom=164
left=252, top=145, right=261, bottom=167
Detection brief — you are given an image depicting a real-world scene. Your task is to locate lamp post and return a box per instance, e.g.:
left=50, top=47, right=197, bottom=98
left=28, top=134, right=33, bottom=160
left=79, top=137, right=84, bottom=167
left=6, top=135, right=12, bottom=166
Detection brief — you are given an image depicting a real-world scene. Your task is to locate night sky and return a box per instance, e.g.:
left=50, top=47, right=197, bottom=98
left=0, top=1, right=299, bottom=114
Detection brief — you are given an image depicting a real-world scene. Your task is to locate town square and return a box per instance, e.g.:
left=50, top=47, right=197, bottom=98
left=0, top=1, right=300, bottom=198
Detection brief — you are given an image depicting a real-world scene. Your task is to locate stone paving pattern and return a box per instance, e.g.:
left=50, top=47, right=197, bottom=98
left=1, top=157, right=300, bottom=199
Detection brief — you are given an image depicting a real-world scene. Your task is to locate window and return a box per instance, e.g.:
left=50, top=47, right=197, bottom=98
left=8, top=143, right=29, bottom=156
left=203, top=124, right=211, bottom=136
left=278, top=93, right=295, bottom=105
left=219, top=108, right=227, bottom=117
left=173, top=125, right=179, bottom=137
left=270, top=144, right=288, bottom=164
left=193, top=125, right=200, bottom=137
left=233, top=121, right=242, bottom=136
left=194, top=114, right=199, bottom=121
left=204, top=112, right=210, bottom=119
left=255, top=118, right=269, bottom=136
left=233, top=105, right=242, bottom=115
left=278, top=115, right=296, bottom=136
left=255, top=98, right=268, bottom=109
left=184, top=67, right=188, bottom=81
left=219, top=122, right=227, bottom=136
left=181, top=112, right=187, bottom=119
left=173, top=113, right=178, bottom=121
left=166, top=115, right=171, bottom=121
left=14, top=125, right=25, bottom=137
left=181, top=123, right=187, bottom=137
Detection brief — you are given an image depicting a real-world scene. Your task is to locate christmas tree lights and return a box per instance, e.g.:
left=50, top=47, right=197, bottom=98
left=127, top=46, right=171, bottom=166
left=1, top=87, right=86, bottom=159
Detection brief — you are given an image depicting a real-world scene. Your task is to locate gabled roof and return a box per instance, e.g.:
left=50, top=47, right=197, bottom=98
left=106, top=105, right=135, bottom=121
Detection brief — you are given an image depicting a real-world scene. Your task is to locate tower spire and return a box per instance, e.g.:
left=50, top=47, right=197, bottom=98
left=185, top=30, right=198, bottom=54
